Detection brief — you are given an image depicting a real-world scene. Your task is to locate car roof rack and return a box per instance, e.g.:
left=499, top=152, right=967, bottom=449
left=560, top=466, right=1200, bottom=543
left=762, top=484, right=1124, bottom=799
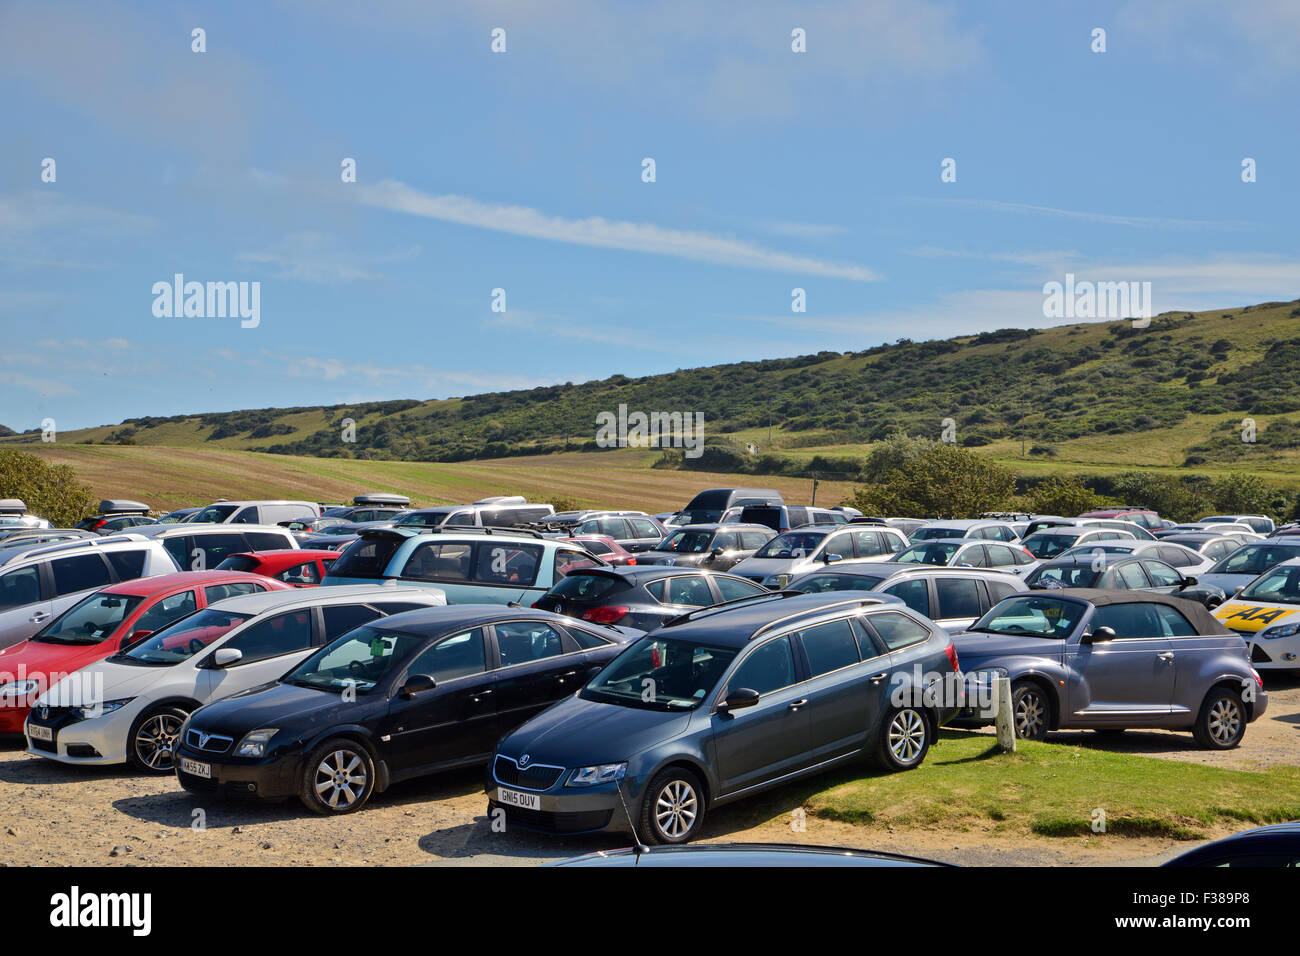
left=19, top=533, right=147, bottom=560
left=662, top=590, right=889, bottom=631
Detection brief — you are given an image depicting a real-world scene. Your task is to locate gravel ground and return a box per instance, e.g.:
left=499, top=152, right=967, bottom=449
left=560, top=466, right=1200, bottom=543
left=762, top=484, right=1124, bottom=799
left=1, top=675, right=1295, bottom=867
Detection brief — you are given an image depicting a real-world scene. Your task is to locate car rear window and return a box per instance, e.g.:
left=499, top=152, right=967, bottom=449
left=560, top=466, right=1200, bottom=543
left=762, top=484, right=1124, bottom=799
left=548, top=573, right=626, bottom=601
left=331, top=536, right=403, bottom=578
left=215, top=555, right=260, bottom=573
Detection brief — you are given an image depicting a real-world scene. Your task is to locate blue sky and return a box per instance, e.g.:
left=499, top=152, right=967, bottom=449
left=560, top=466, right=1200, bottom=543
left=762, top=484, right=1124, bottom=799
left=3, top=0, right=1298, bottom=431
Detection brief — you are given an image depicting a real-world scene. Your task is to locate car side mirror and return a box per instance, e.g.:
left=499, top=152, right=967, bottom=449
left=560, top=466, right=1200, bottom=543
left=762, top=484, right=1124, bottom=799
left=711, top=547, right=724, bottom=557
left=399, top=673, right=437, bottom=699
left=212, top=647, right=243, bottom=668
left=1085, top=626, right=1116, bottom=644
left=718, top=687, right=760, bottom=712
left=823, top=552, right=842, bottom=564
left=1182, top=575, right=1198, bottom=587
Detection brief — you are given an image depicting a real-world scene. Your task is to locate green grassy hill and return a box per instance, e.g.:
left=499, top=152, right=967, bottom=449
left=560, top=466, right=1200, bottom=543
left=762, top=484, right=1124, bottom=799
left=8, top=299, right=1300, bottom=479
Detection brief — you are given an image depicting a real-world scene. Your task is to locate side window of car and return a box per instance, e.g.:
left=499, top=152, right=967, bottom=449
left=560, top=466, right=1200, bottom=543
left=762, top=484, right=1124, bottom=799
left=403, top=542, right=472, bottom=581
left=232, top=507, right=259, bottom=523
left=1116, top=563, right=1150, bottom=589
left=986, top=546, right=1015, bottom=566
left=405, top=629, right=487, bottom=683
left=204, top=581, right=264, bottom=604
left=321, top=603, right=384, bottom=642
left=163, top=536, right=189, bottom=569
left=865, top=611, right=933, bottom=651
left=714, top=575, right=766, bottom=603
left=565, top=626, right=611, bottom=649
left=132, top=590, right=197, bottom=634
left=0, top=566, right=42, bottom=609
left=106, top=549, right=147, bottom=581
left=245, top=531, right=293, bottom=551
left=630, top=518, right=661, bottom=538
left=444, top=511, right=475, bottom=527
left=726, top=636, right=796, bottom=697
left=664, top=575, right=714, bottom=607
left=985, top=580, right=1019, bottom=603
left=225, top=609, right=314, bottom=664
left=882, top=578, right=930, bottom=616
left=1142, top=561, right=1184, bottom=588
left=741, top=532, right=769, bottom=550
left=713, top=532, right=739, bottom=552
left=824, top=534, right=852, bottom=560
left=195, top=534, right=248, bottom=568
left=1090, top=603, right=1161, bottom=639
left=850, top=530, right=882, bottom=557
left=50, top=554, right=112, bottom=597
left=1158, top=547, right=1192, bottom=568
left=473, top=543, right=542, bottom=586
left=935, top=577, right=983, bottom=620
left=601, top=518, right=631, bottom=538
left=555, top=549, right=599, bottom=578
left=495, top=621, right=566, bottom=667
left=796, top=619, right=861, bottom=677
left=960, top=546, right=989, bottom=568
left=1153, top=605, right=1199, bottom=637
left=276, top=561, right=320, bottom=585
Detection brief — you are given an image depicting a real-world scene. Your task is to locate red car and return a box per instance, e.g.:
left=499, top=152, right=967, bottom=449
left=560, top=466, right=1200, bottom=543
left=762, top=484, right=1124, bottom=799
left=214, top=549, right=338, bottom=586
left=564, top=535, right=637, bottom=566
left=0, top=571, right=291, bottom=734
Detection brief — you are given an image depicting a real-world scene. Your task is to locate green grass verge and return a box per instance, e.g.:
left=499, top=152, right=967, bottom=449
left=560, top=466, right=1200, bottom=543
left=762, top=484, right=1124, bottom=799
left=803, top=731, right=1300, bottom=840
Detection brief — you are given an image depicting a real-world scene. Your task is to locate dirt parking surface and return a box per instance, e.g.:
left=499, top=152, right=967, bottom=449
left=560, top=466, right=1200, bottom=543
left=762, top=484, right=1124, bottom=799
left=1, top=676, right=1296, bottom=868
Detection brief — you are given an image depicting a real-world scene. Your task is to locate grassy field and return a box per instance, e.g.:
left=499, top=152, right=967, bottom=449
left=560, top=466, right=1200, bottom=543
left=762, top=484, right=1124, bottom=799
left=801, top=731, right=1300, bottom=840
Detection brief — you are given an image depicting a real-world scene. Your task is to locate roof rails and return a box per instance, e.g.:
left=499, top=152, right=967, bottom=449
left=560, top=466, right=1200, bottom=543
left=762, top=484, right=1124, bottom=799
left=662, top=590, right=889, bottom=631
left=365, top=524, right=548, bottom=541
left=18, top=533, right=147, bottom=560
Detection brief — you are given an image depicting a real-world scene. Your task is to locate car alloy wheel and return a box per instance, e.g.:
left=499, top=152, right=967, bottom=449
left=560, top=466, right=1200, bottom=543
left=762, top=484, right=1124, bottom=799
left=314, top=748, right=368, bottom=810
left=1013, top=686, right=1047, bottom=739
left=134, top=712, right=183, bottom=771
left=654, top=779, right=699, bottom=841
left=1206, top=696, right=1242, bottom=746
left=887, top=708, right=927, bottom=764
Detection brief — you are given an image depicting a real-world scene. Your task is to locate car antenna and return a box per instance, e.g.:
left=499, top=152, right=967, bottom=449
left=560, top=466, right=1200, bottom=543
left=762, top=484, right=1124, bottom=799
left=612, top=779, right=649, bottom=854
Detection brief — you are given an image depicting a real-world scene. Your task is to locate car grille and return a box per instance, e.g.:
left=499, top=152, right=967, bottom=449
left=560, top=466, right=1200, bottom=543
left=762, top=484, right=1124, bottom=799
left=186, top=729, right=234, bottom=754
left=1251, top=643, right=1272, bottom=664
left=493, top=755, right=564, bottom=791
left=501, top=806, right=612, bottom=833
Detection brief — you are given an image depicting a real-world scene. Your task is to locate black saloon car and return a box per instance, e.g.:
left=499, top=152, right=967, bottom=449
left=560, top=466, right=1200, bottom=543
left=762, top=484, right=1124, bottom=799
left=174, top=606, right=642, bottom=814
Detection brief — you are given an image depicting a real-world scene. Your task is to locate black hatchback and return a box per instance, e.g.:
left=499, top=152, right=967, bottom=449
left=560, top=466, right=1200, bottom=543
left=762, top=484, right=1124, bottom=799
left=532, top=566, right=770, bottom=629
left=173, top=606, right=642, bottom=814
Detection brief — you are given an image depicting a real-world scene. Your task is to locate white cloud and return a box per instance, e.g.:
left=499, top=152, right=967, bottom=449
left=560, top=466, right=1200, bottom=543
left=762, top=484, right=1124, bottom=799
left=355, top=179, right=880, bottom=280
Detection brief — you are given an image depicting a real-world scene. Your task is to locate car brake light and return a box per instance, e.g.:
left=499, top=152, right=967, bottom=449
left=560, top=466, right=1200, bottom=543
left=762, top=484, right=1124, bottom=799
left=581, top=606, right=630, bottom=624
left=944, top=641, right=960, bottom=672
left=1250, top=668, right=1264, bottom=688
left=626, top=557, right=636, bottom=565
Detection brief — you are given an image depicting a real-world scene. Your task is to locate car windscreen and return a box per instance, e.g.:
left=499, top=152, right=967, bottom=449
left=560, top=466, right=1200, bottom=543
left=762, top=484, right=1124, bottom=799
left=659, top=530, right=713, bottom=554
left=911, top=527, right=963, bottom=541
left=1022, top=533, right=1080, bottom=559
left=283, top=625, right=424, bottom=694
left=893, top=542, right=960, bottom=564
left=33, top=592, right=144, bottom=644
left=330, top=536, right=403, bottom=578
left=790, top=572, right=890, bottom=593
left=1028, top=565, right=1100, bottom=589
left=754, top=531, right=826, bottom=559
left=582, top=635, right=738, bottom=710
left=192, top=504, right=238, bottom=523
left=393, top=510, right=451, bottom=528
left=1211, top=545, right=1300, bottom=576
left=121, top=608, right=252, bottom=665
left=1238, top=565, right=1300, bottom=605
left=969, top=596, right=1084, bottom=639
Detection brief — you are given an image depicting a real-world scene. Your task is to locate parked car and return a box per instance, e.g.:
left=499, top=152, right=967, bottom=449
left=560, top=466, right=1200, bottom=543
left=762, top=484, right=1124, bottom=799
left=214, top=549, right=339, bottom=586
left=556, top=513, right=667, bottom=553
left=1194, top=541, right=1300, bottom=596
left=190, top=500, right=320, bottom=526
left=562, top=535, right=638, bottom=567
left=1078, top=508, right=1163, bottom=530
left=1154, top=522, right=1263, bottom=540
left=789, top=564, right=1028, bottom=633
left=1156, top=533, right=1247, bottom=566
left=1020, top=527, right=1136, bottom=560
left=488, top=591, right=958, bottom=843
left=25, top=585, right=449, bottom=772
left=909, top=519, right=1021, bottom=543
left=0, top=536, right=178, bottom=650
left=1199, top=514, right=1275, bottom=535
left=1211, top=558, right=1300, bottom=675
left=157, top=507, right=202, bottom=524
left=676, top=488, right=784, bottom=525
left=532, top=566, right=769, bottom=630
left=634, top=524, right=774, bottom=571
left=732, top=504, right=848, bottom=533
left=0, top=529, right=98, bottom=556
left=552, top=843, right=948, bottom=867
left=1025, top=554, right=1220, bottom=608
left=0, top=500, right=50, bottom=529
left=391, top=497, right=555, bottom=531
left=174, top=605, right=643, bottom=813
left=324, top=527, right=605, bottom=605
left=951, top=590, right=1265, bottom=748
left=889, top=538, right=1038, bottom=575
left=1055, top=539, right=1215, bottom=577
left=729, top=526, right=910, bottom=589
left=132, top=524, right=298, bottom=571
left=0, top=571, right=292, bottom=736
left=1163, top=822, right=1300, bottom=866
left=75, top=500, right=157, bottom=534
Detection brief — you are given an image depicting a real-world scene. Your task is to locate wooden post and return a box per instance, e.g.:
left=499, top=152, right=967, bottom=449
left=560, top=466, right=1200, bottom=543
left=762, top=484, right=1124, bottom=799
left=994, top=677, right=1016, bottom=752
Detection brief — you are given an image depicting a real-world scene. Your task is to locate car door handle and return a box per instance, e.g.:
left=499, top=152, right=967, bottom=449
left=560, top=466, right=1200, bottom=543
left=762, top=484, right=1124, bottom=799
left=869, top=672, right=889, bottom=683
left=787, top=698, right=808, bottom=711
left=28, top=612, right=46, bottom=622
left=1156, top=652, right=1174, bottom=661
left=554, top=671, right=579, bottom=685
left=468, top=689, right=493, bottom=704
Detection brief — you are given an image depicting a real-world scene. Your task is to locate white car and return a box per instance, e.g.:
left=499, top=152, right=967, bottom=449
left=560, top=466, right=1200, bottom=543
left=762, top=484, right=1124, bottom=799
left=728, top=525, right=910, bottom=589
left=1055, top=539, right=1216, bottom=577
left=24, top=585, right=446, bottom=772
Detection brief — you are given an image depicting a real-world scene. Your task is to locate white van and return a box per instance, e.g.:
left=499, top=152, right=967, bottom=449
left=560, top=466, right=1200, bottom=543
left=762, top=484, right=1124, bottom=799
left=191, top=500, right=319, bottom=526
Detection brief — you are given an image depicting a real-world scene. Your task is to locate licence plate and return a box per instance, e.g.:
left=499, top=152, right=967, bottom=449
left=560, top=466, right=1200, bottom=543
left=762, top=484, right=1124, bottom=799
left=181, top=757, right=211, bottom=779
left=496, top=786, right=539, bottom=810
left=27, top=724, right=52, bottom=743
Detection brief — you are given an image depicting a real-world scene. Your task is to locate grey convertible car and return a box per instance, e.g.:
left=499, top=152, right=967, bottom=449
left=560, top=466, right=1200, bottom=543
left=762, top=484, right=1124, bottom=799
left=952, top=590, right=1265, bottom=749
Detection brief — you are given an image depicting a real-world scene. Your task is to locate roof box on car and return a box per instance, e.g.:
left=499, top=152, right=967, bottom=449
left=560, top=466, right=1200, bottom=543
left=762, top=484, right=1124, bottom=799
left=353, top=493, right=411, bottom=507
left=0, top=499, right=27, bottom=514
left=98, top=499, right=150, bottom=515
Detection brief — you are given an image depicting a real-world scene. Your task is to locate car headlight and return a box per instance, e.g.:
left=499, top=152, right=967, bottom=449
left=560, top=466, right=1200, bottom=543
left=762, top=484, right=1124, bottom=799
left=235, top=728, right=279, bottom=757
left=566, top=762, right=627, bottom=787
left=0, top=679, right=41, bottom=700
left=1262, top=622, right=1300, bottom=639
left=78, top=698, right=133, bottom=719
left=768, top=574, right=790, bottom=589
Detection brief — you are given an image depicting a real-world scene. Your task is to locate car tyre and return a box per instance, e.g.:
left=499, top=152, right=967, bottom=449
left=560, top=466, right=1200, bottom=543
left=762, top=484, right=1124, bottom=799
left=128, top=705, right=189, bottom=774
left=300, top=738, right=376, bottom=814
left=639, top=766, right=705, bottom=845
left=1192, top=687, right=1246, bottom=750
left=876, top=704, right=931, bottom=771
left=1011, top=681, right=1050, bottom=741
